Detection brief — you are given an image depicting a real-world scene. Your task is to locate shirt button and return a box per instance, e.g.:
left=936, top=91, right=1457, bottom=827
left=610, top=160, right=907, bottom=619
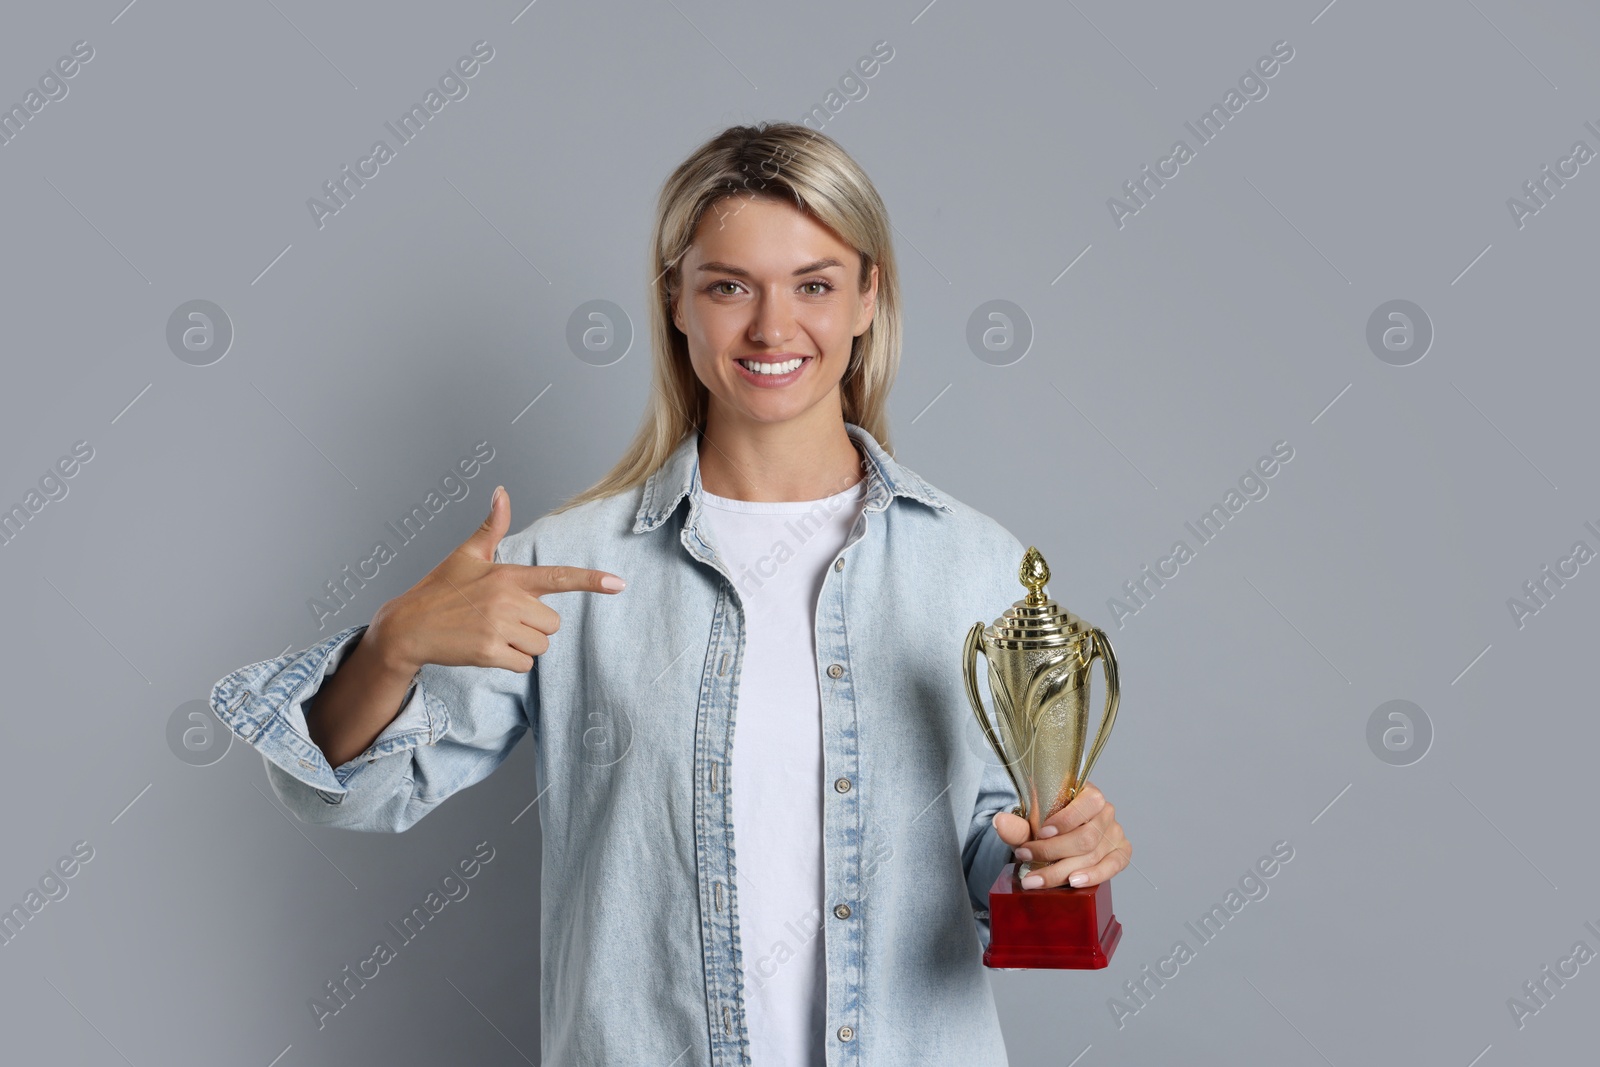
left=834, top=903, right=851, bottom=919
left=837, top=1025, right=854, bottom=1042
left=827, top=663, right=844, bottom=678
left=833, top=557, right=845, bottom=571
left=834, top=777, right=852, bottom=793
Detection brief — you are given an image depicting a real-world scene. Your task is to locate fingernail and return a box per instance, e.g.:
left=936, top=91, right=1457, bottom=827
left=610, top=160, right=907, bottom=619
left=490, top=485, right=502, bottom=511
left=1069, top=872, right=1088, bottom=887
left=1014, top=848, right=1032, bottom=862
left=601, top=575, right=626, bottom=591
left=1021, top=874, right=1044, bottom=889
left=1038, top=825, right=1058, bottom=839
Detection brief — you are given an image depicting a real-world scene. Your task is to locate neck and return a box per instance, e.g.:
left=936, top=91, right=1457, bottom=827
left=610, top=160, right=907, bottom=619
left=697, top=408, right=864, bottom=502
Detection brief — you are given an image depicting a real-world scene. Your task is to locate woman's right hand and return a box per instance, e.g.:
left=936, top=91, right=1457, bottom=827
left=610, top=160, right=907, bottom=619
left=366, top=485, right=627, bottom=677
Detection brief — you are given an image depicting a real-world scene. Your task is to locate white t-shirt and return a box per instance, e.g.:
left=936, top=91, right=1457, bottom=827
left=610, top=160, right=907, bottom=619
left=698, top=475, right=868, bottom=1066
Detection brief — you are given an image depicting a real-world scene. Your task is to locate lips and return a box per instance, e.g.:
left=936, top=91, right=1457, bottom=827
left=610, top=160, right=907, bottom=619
left=732, top=354, right=813, bottom=386
left=736, top=355, right=810, bottom=374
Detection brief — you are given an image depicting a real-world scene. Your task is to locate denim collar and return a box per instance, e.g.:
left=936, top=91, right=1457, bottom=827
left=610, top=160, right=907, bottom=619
left=632, top=420, right=952, bottom=534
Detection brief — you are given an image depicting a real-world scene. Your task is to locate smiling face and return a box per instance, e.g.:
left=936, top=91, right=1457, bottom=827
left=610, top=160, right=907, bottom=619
left=671, top=193, right=878, bottom=434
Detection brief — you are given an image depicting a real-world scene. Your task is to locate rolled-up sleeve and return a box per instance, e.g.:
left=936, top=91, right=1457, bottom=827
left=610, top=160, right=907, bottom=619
left=961, top=524, right=1029, bottom=945
left=209, top=618, right=535, bottom=833
left=963, top=753, right=1020, bottom=947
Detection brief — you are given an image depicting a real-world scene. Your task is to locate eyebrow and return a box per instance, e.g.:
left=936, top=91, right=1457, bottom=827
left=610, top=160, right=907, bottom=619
left=695, top=258, right=846, bottom=278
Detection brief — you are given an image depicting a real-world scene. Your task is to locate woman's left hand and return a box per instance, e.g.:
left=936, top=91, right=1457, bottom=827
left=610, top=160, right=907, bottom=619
left=991, top=782, right=1130, bottom=889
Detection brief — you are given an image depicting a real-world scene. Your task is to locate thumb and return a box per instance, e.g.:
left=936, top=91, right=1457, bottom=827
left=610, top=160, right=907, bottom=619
left=992, top=810, right=1030, bottom=846
left=459, top=485, right=510, bottom=562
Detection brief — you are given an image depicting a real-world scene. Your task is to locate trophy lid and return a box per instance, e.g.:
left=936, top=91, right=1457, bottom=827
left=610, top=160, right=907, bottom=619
left=986, top=546, right=1092, bottom=650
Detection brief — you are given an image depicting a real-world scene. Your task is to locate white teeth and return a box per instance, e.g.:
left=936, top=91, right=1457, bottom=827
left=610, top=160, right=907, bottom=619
left=738, top=357, right=804, bottom=375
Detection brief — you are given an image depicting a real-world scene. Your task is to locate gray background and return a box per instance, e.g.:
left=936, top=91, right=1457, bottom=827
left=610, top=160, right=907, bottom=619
left=1, top=0, right=1595, bottom=1064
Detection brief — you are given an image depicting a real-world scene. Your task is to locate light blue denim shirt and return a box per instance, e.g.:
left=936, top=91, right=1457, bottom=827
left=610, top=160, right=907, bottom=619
left=210, top=421, right=1031, bottom=1066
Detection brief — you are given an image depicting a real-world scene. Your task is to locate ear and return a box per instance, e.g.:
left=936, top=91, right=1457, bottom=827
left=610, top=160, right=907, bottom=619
left=854, top=261, right=879, bottom=336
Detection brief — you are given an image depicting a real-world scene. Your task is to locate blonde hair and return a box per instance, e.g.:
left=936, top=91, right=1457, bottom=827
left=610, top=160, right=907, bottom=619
left=549, top=121, right=903, bottom=515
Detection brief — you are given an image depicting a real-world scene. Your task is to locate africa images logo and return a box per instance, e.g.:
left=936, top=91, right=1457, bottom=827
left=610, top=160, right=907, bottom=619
left=306, top=41, right=495, bottom=230
left=1107, top=440, right=1294, bottom=628
left=309, top=441, right=496, bottom=631
left=1106, top=39, right=1295, bottom=229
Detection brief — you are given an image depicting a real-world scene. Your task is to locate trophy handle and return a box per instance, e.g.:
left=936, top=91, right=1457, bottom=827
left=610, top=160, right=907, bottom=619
left=962, top=622, right=1027, bottom=813
left=1071, top=627, right=1120, bottom=803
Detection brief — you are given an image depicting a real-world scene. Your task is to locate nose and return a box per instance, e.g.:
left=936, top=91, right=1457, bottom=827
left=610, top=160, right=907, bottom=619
left=749, top=288, right=796, bottom=346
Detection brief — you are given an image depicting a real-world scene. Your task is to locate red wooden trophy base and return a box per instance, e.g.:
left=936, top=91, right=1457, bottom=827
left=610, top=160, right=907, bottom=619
left=983, top=863, right=1122, bottom=969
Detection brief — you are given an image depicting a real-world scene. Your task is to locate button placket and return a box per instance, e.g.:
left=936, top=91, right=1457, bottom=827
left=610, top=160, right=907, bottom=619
left=717, top=615, right=745, bottom=1062
left=818, top=526, right=866, bottom=1067
left=687, top=566, right=750, bottom=1066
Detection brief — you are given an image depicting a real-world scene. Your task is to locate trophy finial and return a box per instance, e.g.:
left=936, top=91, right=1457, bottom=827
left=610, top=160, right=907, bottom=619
left=1019, top=545, right=1050, bottom=605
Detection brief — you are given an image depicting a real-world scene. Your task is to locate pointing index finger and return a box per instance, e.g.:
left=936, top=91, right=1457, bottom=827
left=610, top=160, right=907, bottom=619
left=500, top=563, right=627, bottom=596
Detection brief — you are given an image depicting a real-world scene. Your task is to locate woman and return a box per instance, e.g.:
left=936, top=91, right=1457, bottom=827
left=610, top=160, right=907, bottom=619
left=210, top=121, right=1130, bottom=1066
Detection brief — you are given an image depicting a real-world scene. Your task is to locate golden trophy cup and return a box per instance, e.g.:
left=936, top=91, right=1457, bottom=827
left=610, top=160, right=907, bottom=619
left=962, top=545, right=1123, bottom=968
